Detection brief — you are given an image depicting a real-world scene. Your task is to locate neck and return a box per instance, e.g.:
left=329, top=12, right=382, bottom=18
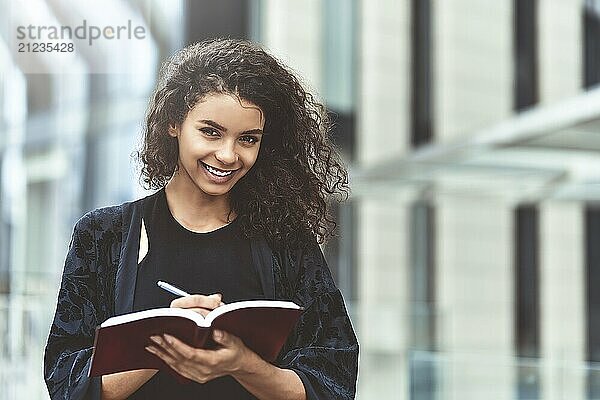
left=164, top=174, right=236, bottom=232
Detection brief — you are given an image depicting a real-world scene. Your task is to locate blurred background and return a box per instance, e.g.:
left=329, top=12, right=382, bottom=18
left=1, top=0, right=600, bottom=398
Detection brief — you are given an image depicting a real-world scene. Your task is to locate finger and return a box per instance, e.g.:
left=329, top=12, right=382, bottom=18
left=145, top=346, right=194, bottom=380
left=149, top=334, right=196, bottom=365
left=149, top=335, right=182, bottom=360
left=170, top=294, right=222, bottom=310
left=161, top=334, right=202, bottom=361
left=164, top=334, right=221, bottom=367
left=188, top=307, right=212, bottom=317
left=212, top=329, right=235, bottom=347
left=150, top=334, right=190, bottom=361
left=146, top=344, right=179, bottom=365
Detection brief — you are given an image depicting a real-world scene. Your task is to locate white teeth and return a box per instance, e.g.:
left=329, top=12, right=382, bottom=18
left=204, top=163, right=234, bottom=177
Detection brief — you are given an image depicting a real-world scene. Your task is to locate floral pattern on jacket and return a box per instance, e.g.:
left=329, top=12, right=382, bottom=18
left=44, top=193, right=359, bottom=399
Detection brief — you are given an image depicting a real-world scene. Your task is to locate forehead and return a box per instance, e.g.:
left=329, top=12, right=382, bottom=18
left=187, top=93, right=265, bottom=127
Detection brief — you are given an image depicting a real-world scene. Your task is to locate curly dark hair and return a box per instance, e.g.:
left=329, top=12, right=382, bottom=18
left=135, top=38, right=349, bottom=250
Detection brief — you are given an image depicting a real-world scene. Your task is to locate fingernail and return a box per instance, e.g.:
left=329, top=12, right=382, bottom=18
left=213, top=329, right=223, bottom=340
left=145, top=346, right=154, bottom=353
left=150, top=335, right=162, bottom=345
left=163, top=334, right=173, bottom=344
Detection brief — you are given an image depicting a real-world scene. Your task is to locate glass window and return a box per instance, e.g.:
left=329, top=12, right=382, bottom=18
left=411, top=0, right=433, bottom=147
left=515, top=205, right=540, bottom=399
left=514, top=0, right=538, bottom=110
left=584, top=0, right=600, bottom=88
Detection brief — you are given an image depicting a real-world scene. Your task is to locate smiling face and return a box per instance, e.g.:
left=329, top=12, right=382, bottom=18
left=168, top=92, right=265, bottom=199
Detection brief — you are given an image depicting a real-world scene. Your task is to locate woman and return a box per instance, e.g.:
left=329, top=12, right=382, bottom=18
left=44, top=38, right=358, bottom=400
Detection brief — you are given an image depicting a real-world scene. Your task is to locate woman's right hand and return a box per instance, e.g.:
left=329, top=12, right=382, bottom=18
left=170, top=293, right=224, bottom=316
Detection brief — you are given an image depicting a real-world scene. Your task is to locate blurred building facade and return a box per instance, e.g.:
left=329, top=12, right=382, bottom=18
left=1, top=0, right=600, bottom=399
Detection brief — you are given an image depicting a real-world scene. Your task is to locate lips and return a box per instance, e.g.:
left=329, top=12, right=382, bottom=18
left=199, top=161, right=239, bottom=181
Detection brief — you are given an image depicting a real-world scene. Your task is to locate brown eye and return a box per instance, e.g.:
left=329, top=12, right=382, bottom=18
left=200, top=127, right=219, bottom=137
left=240, top=136, right=259, bottom=144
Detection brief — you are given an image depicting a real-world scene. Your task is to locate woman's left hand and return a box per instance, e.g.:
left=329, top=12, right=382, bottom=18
left=145, top=329, right=253, bottom=384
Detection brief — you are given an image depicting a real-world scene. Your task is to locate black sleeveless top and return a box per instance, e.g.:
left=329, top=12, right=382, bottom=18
left=130, top=189, right=263, bottom=399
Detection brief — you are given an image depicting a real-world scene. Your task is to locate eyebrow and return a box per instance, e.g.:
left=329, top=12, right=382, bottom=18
left=198, top=119, right=265, bottom=135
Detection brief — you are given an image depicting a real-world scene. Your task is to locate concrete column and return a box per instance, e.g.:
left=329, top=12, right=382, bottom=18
left=357, top=0, right=410, bottom=166
left=261, top=0, right=323, bottom=93
left=540, top=201, right=585, bottom=400
left=538, top=0, right=583, bottom=104
left=435, top=195, right=514, bottom=400
left=357, top=194, right=412, bottom=399
left=433, top=0, right=513, bottom=142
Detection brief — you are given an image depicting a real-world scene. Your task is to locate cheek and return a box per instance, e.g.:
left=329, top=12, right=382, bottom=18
left=246, top=153, right=261, bottom=169
left=180, top=140, right=211, bottom=157
left=240, top=147, right=261, bottom=168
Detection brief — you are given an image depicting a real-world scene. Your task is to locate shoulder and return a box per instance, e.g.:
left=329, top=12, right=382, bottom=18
left=276, top=236, right=338, bottom=304
left=72, top=203, right=125, bottom=234
left=72, top=190, right=160, bottom=234
left=297, top=237, right=337, bottom=292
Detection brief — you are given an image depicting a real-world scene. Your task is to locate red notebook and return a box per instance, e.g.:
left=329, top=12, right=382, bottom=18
left=88, top=300, right=302, bottom=378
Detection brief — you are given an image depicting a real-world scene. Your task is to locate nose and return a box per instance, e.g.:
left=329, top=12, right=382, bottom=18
left=214, top=141, right=238, bottom=165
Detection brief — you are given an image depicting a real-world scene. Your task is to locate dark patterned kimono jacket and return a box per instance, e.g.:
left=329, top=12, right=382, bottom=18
left=43, top=191, right=359, bottom=399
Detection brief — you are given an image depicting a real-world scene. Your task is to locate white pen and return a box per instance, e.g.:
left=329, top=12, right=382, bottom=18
left=157, top=280, right=191, bottom=297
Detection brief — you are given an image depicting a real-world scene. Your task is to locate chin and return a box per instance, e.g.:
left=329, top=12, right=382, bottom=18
left=201, top=184, right=234, bottom=196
